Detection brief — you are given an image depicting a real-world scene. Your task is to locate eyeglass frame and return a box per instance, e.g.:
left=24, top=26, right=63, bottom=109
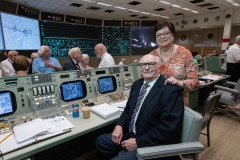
left=155, top=31, right=172, bottom=38
left=139, top=62, right=159, bottom=69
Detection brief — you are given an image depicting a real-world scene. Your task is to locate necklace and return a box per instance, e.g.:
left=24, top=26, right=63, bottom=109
left=159, top=45, right=174, bottom=62
left=159, top=45, right=174, bottom=79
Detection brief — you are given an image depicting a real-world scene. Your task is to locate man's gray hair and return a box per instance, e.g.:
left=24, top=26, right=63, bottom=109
left=8, top=50, right=19, bottom=55
left=68, top=47, right=81, bottom=57
left=38, top=45, right=49, bottom=56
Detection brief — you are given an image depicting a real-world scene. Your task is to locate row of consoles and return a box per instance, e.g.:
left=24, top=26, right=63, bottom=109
left=0, top=65, right=141, bottom=135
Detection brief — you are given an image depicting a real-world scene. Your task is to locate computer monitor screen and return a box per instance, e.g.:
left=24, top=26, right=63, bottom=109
left=60, top=80, right=87, bottom=102
left=131, top=27, right=157, bottom=55
left=0, top=18, right=4, bottom=50
left=0, top=91, right=17, bottom=117
left=0, top=12, right=41, bottom=50
left=97, top=76, right=117, bottom=94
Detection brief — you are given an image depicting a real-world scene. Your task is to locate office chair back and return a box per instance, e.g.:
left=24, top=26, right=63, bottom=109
left=233, top=79, right=240, bottom=91
left=201, top=92, right=222, bottom=147
left=181, top=107, right=203, bottom=143
left=137, top=107, right=203, bottom=160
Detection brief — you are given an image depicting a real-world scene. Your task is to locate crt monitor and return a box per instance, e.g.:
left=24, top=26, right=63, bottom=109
left=60, top=80, right=87, bottom=102
left=97, top=76, right=117, bottom=94
left=0, top=91, right=17, bottom=117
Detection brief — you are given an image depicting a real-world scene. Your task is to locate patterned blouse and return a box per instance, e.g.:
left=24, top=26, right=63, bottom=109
left=150, top=46, right=199, bottom=106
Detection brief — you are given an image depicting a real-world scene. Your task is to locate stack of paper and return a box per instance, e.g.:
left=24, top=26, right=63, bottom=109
left=91, top=103, right=120, bottom=119
left=0, top=116, right=74, bottom=154
left=110, top=100, right=127, bottom=111
left=13, top=116, right=74, bottom=143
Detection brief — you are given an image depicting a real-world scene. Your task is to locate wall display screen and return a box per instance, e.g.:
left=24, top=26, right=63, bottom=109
left=0, top=12, right=41, bottom=50
left=0, top=17, right=4, bottom=50
left=97, top=76, right=117, bottom=94
left=0, top=91, right=17, bottom=117
left=60, top=80, right=87, bottom=102
left=102, top=27, right=131, bottom=56
left=132, top=27, right=157, bottom=55
left=40, top=21, right=102, bottom=58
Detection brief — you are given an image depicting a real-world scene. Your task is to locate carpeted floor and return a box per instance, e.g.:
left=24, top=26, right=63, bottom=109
left=198, top=104, right=240, bottom=160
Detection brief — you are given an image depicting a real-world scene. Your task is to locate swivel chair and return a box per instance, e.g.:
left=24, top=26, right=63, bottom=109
left=137, top=107, right=204, bottom=160
left=200, top=92, right=222, bottom=147
left=214, top=79, right=240, bottom=120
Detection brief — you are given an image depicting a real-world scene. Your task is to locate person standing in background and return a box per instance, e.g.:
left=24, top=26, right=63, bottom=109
left=94, top=43, right=115, bottom=68
left=32, top=45, right=62, bottom=74
left=149, top=21, right=198, bottom=106
left=79, top=54, right=93, bottom=69
left=63, top=47, right=82, bottom=71
left=119, top=58, right=125, bottom=66
left=226, top=35, right=240, bottom=82
left=0, top=50, right=18, bottom=76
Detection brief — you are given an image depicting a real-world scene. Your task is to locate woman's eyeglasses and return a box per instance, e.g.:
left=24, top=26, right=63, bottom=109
left=139, top=62, right=159, bottom=69
left=155, top=31, right=171, bottom=38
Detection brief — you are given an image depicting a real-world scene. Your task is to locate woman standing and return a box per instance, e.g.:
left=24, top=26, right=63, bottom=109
left=150, top=21, right=199, bottom=106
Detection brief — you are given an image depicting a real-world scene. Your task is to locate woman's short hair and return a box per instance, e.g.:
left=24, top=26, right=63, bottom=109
left=82, top=54, right=89, bottom=59
left=13, top=55, right=30, bottom=71
left=154, top=21, right=175, bottom=38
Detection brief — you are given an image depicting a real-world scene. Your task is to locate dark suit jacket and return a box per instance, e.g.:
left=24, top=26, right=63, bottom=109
left=62, top=58, right=79, bottom=71
left=116, top=76, right=184, bottom=148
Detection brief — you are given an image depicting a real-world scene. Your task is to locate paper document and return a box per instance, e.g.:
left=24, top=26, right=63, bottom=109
left=1, top=116, right=74, bottom=154
left=13, top=118, right=49, bottom=143
left=13, top=116, right=74, bottom=143
left=201, top=74, right=221, bottom=81
left=110, top=100, right=127, bottom=111
left=0, top=131, right=35, bottom=154
left=91, top=103, right=120, bottom=119
left=43, top=116, right=74, bottom=133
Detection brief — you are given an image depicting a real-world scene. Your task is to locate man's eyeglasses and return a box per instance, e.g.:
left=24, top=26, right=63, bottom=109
left=155, top=31, right=171, bottom=38
left=139, top=62, right=159, bottom=69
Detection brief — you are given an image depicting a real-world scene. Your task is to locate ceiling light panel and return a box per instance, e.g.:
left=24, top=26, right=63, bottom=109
left=159, top=1, right=172, bottom=5
left=96, top=2, right=113, bottom=7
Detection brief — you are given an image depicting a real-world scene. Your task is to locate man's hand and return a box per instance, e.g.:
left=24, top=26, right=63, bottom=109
left=44, top=61, right=53, bottom=67
left=112, top=125, right=123, bottom=145
left=121, top=138, right=137, bottom=151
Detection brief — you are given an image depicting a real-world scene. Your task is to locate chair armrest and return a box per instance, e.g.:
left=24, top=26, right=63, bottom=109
left=226, top=81, right=237, bottom=86
left=136, top=142, right=204, bottom=160
left=214, top=85, right=240, bottom=94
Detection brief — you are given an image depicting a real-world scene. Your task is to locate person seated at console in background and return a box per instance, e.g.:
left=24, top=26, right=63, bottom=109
left=32, top=45, right=62, bottom=74
left=95, top=54, right=184, bottom=160
left=13, top=55, right=30, bottom=76
left=0, top=50, right=18, bottom=77
left=79, top=54, right=93, bottom=70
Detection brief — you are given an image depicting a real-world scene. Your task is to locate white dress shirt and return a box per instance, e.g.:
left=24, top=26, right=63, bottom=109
left=133, top=76, right=159, bottom=133
left=226, top=43, right=240, bottom=63
left=98, top=52, right=115, bottom=68
left=0, top=59, right=15, bottom=77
